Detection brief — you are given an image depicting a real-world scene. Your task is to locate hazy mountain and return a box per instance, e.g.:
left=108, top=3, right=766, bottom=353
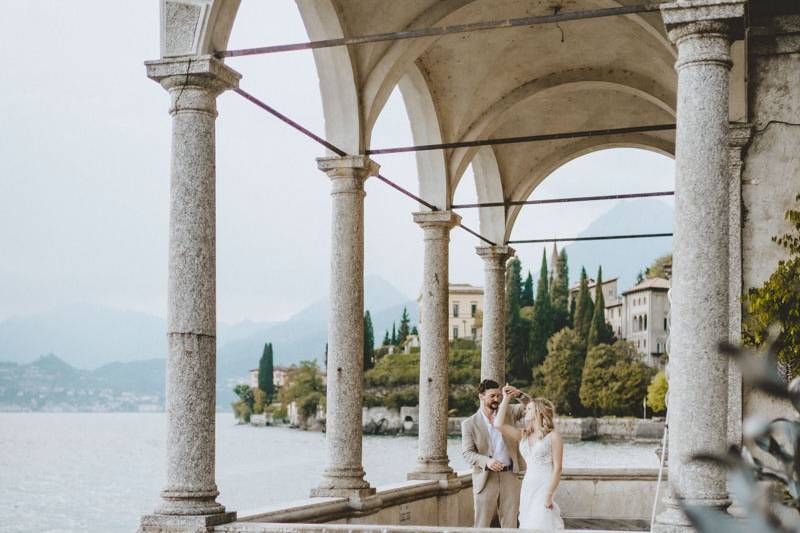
left=563, top=198, right=673, bottom=291
left=217, top=275, right=417, bottom=378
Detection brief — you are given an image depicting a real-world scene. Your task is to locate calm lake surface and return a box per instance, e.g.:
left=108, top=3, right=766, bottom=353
left=0, top=413, right=659, bottom=533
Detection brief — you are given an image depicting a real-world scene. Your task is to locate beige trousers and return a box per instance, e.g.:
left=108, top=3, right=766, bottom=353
left=473, top=471, right=521, bottom=528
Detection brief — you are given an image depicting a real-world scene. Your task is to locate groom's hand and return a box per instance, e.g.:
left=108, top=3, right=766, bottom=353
left=503, top=384, right=520, bottom=398
left=486, top=458, right=505, bottom=472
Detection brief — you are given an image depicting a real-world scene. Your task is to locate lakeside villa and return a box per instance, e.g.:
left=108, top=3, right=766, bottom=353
left=139, top=1, right=798, bottom=533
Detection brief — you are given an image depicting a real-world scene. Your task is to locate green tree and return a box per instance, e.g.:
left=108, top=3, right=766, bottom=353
left=646, top=370, right=668, bottom=414
left=258, top=342, right=276, bottom=403
left=645, top=254, right=673, bottom=279
left=382, top=331, right=390, bottom=346
left=743, top=194, right=800, bottom=379
left=411, top=325, right=418, bottom=336
left=569, top=296, right=576, bottom=326
left=391, top=323, right=397, bottom=345
left=580, top=341, right=653, bottom=416
left=587, top=266, right=615, bottom=347
left=278, top=361, right=326, bottom=418
left=397, top=307, right=411, bottom=346
left=529, top=250, right=552, bottom=367
left=505, top=257, right=530, bottom=384
left=364, top=311, right=375, bottom=371
left=539, top=328, right=586, bottom=416
left=231, top=383, right=255, bottom=423
left=573, top=267, right=594, bottom=344
left=551, top=248, right=571, bottom=331
left=521, top=271, right=534, bottom=307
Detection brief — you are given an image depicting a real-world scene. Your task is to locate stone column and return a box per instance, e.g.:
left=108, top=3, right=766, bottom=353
left=476, top=246, right=514, bottom=384
left=141, top=56, right=240, bottom=530
left=311, top=156, right=379, bottom=500
left=409, top=211, right=461, bottom=481
left=655, top=2, right=745, bottom=531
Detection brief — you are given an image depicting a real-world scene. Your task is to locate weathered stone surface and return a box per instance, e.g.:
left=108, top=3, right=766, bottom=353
left=141, top=55, right=240, bottom=531
left=409, top=211, right=460, bottom=480
left=312, top=156, right=379, bottom=499
left=475, top=246, right=513, bottom=384
left=655, top=3, right=744, bottom=531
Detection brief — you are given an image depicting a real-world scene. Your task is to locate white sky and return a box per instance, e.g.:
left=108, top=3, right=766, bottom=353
left=0, top=1, right=674, bottom=323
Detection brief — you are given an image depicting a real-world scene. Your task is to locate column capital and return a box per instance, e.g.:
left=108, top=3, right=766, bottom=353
left=661, top=0, right=746, bottom=45
left=146, top=55, right=241, bottom=93
left=412, top=210, right=461, bottom=230
left=317, top=155, right=380, bottom=177
left=476, top=245, right=515, bottom=262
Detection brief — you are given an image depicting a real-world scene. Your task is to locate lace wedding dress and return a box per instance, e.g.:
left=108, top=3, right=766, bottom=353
left=518, top=432, right=565, bottom=530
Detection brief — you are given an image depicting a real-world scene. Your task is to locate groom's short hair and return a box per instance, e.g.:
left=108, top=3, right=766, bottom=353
left=477, top=379, right=500, bottom=394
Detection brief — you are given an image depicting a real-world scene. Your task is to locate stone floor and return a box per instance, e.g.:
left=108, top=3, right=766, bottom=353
left=565, top=518, right=649, bottom=531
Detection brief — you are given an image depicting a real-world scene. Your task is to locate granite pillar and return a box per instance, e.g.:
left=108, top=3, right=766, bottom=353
left=141, top=55, right=240, bottom=530
left=409, top=211, right=461, bottom=481
left=654, top=2, right=746, bottom=531
left=311, top=156, right=379, bottom=500
left=476, top=246, right=514, bottom=384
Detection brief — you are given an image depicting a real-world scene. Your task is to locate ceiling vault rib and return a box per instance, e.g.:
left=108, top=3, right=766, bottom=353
left=216, top=2, right=664, bottom=58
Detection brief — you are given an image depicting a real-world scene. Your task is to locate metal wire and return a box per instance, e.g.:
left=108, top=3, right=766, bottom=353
left=452, top=191, right=674, bottom=209
left=366, top=124, right=676, bottom=155
left=218, top=3, right=664, bottom=58
left=508, top=232, right=673, bottom=244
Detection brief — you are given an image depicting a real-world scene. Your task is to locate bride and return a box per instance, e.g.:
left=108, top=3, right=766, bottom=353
left=494, top=385, right=565, bottom=530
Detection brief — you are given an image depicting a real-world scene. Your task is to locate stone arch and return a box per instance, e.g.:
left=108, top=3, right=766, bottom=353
left=160, top=0, right=241, bottom=58
left=470, top=147, right=507, bottom=245
left=397, top=63, right=449, bottom=211
left=295, top=0, right=364, bottom=155
left=503, top=137, right=675, bottom=243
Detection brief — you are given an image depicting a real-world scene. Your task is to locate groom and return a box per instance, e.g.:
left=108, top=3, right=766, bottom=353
left=461, top=379, right=528, bottom=528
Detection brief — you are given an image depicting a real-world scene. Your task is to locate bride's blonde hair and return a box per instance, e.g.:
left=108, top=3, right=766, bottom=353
left=524, top=397, right=556, bottom=437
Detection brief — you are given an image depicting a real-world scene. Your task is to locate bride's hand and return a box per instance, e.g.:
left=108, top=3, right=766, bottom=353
left=544, top=497, right=554, bottom=510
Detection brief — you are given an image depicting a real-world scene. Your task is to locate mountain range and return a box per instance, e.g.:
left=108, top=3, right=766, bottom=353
left=562, top=198, right=673, bottom=291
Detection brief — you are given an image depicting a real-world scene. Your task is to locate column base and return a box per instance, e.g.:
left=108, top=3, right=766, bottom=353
left=311, top=467, right=375, bottom=499
left=653, top=496, right=731, bottom=533
left=138, top=511, right=236, bottom=533
left=407, top=458, right=455, bottom=481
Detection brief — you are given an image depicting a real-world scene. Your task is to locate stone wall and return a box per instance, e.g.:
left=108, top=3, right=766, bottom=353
left=224, top=467, right=666, bottom=532
left=740, top=7, right=800, bottom=435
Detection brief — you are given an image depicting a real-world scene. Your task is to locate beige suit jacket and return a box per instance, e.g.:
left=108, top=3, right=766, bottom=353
left=461, top=404, right=526, bottom=494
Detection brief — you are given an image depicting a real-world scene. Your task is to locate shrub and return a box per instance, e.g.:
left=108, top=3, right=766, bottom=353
left=646, top=370, right=668, bottom=414
left=449, top=384, right=480, bottom=416
left=579, top=341, right=654, bottom=416
left=538, top=328, right=586, bottom=416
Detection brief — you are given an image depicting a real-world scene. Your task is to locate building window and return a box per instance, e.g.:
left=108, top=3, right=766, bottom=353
left=644, top=315, right=648, bottom=330
left=656, top=343, right=660, bottom=354
left=471, top=303, right=477, bottom=317
left=453, top=303, right=459, bottom=318
left=664, top=317, right=668, bottom=330
left=644, top=296, right=647, bottom=304
left=644, top=338, right=647, bottom=349
left=471, top=327, right=477, bottom=339
left=453, top=327, right=459, bottom=339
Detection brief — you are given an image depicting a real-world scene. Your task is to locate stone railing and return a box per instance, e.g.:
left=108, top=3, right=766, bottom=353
left=222, top=467, right=666, bottom=532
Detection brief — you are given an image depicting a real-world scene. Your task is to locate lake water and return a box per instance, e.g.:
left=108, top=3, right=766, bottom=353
left=0, top=413, right=659, bottom=533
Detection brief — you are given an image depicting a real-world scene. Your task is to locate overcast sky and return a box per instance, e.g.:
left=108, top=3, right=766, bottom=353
left=0, top=1, right=674, bottom=323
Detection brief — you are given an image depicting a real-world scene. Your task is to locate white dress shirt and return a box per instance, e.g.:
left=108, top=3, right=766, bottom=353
left=479, top=409, right=511, bottom=467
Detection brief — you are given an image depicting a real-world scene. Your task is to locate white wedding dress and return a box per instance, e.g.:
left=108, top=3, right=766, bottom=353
left=518, top=432, right=565, bottom=530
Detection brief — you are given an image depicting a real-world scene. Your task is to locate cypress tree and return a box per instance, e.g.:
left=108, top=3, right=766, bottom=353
left=391, top=323, right=397, bottom=346
left=569, top=297, right=577, bottom=327
left=573, top=267, right=594, bottom=344
left=550, top=248, right=571, bottom=332
left=258, top=342, right=276, bottom=403
left=382, top=331, right=390, bottom=346
left=363, top=311, right=375, bottom=370
left=529, top=250, right=552, bottom=367
left=587, top=266, right=615, bottom=347
left=397, top=307, right=411, bottom=345
left=505, top=257, right=529, bottom=383
left=521, top=272, right=534, bottom=308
